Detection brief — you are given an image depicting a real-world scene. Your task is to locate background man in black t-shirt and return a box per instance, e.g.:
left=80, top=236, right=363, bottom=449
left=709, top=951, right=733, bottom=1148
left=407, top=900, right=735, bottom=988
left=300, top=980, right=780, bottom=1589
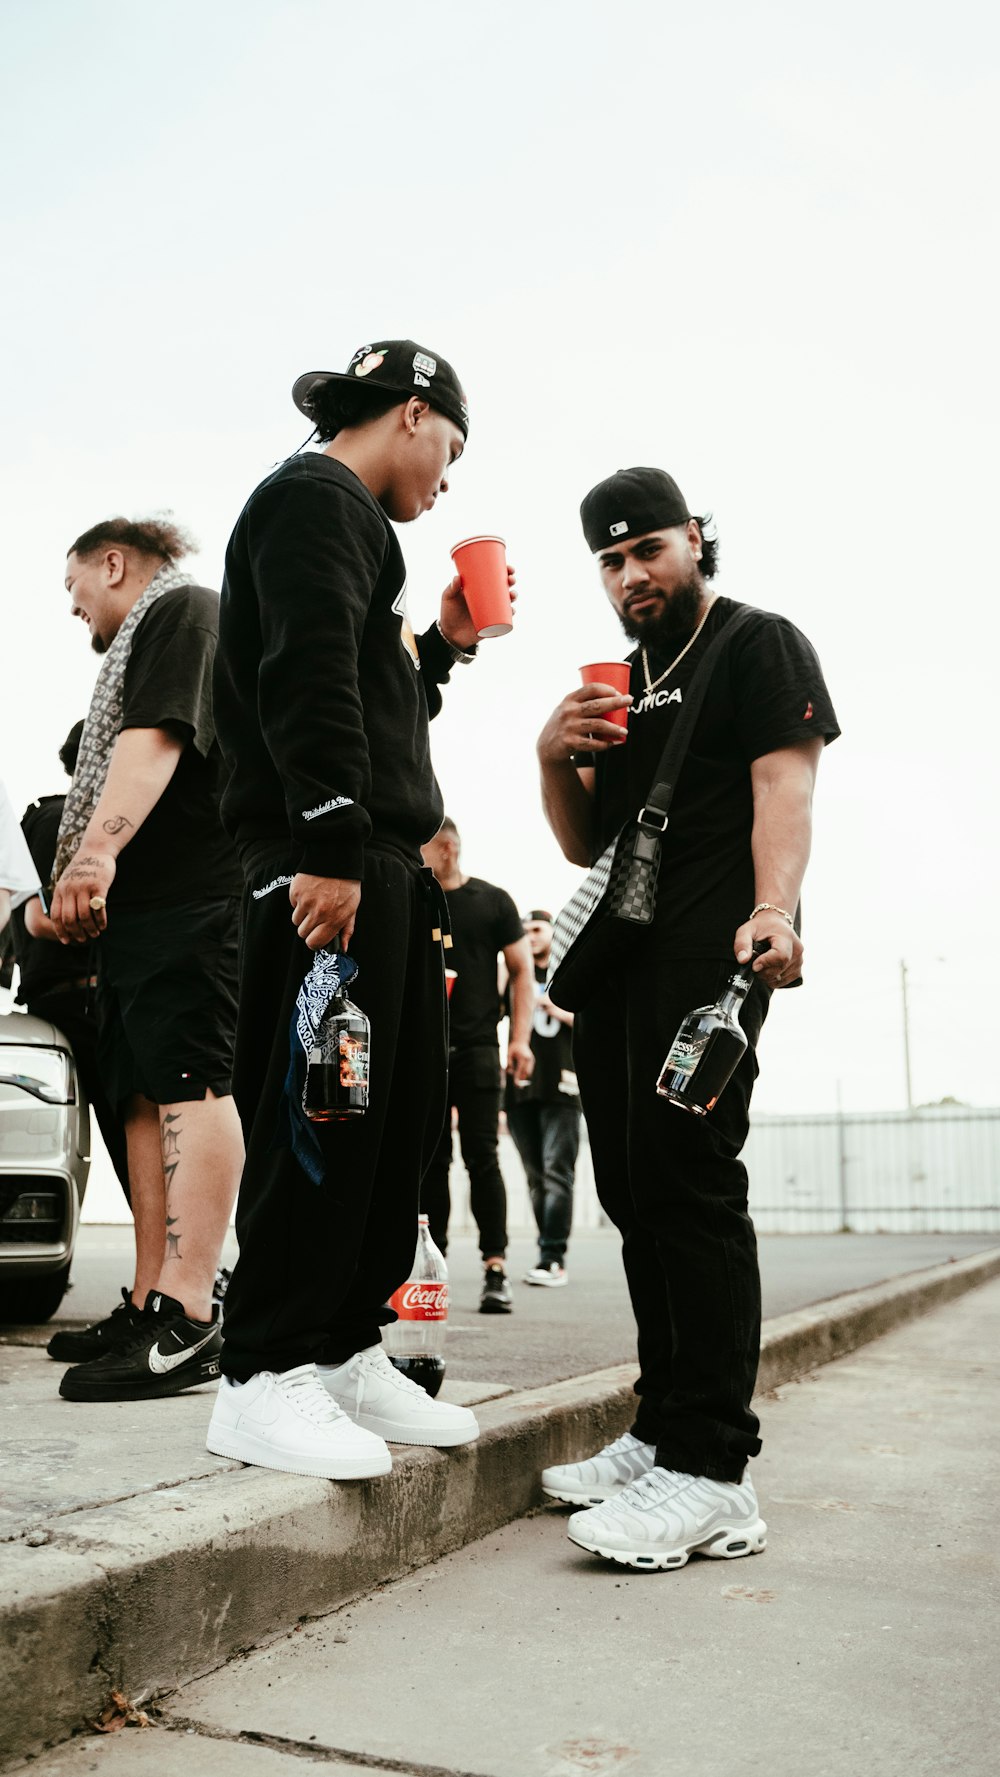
left=11, top=723, right=129, bottom=1197
left=506, top=909, right=581, bottom=1288
left=537, top=467, right=839, bottom=1572
left=42, top=517, right=244, bottom=1403
left=420, top=817, right=535, bottom=1312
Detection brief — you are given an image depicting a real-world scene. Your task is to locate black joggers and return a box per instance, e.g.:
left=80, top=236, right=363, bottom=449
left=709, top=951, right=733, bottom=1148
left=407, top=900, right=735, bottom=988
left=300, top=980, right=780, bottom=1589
left=574, top=949, right=770, bottom=1484
left=419, top=1045, right=508, bottom=1259
left=220, top=844, right=449, bottom=1382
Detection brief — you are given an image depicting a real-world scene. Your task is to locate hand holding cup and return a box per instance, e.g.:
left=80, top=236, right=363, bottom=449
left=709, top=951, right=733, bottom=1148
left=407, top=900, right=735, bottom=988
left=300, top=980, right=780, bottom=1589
left=579, top=661, right=631, bottom=729
left=537, top=680, right=632, bottom=766
left=448, top=535, right=514, bottom=640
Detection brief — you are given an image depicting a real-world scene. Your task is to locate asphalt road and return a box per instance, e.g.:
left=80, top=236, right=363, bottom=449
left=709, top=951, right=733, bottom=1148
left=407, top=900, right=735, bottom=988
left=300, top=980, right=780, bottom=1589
left=8, top=1224, right=996, bottom=1392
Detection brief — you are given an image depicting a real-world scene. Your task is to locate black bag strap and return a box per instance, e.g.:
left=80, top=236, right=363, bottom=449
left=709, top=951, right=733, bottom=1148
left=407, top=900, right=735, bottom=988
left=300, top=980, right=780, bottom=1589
left=637, top=604, right=755, bottom=831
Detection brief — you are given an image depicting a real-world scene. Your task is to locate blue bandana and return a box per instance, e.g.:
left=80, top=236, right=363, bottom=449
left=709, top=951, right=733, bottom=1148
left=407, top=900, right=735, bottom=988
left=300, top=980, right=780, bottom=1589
left=277, top=949, right=360, bottom=1186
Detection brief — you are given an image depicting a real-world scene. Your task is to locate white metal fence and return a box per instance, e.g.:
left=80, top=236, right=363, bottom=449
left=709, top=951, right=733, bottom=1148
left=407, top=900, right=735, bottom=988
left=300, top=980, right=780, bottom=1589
left=744, top=1108, right=1000, bottom=1233
left=449, top=1107, right=1000, bottom=1239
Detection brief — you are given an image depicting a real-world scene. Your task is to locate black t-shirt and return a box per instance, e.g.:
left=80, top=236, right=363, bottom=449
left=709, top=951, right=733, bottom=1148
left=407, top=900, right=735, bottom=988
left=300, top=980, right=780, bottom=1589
left=215, top=453, right=458, bottom=881
left=112, top=586, right=240, bottom=906
left=591, top=597, right=840, bottom=956
left=444, top=876, right=524, bottom=1052
left=507, top=963, right=580, bottom=1106
left=12, top=795, right=98, bottom=998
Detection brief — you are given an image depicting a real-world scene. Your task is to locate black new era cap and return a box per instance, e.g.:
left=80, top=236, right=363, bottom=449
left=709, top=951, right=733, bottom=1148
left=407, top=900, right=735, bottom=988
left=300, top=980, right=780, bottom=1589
left=580, top=467, right=691, bottom=552
left=292, top=340, right=470, bottom=439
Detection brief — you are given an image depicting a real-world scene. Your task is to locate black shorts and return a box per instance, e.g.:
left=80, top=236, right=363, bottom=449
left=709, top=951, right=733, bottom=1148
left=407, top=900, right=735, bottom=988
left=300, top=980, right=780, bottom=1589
left=96, top=898, right=239, bottom=1109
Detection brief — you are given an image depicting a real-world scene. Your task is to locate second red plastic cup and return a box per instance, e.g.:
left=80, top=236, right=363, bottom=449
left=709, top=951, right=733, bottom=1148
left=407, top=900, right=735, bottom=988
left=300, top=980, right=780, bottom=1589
left=445, top=969, right=458, bottom=1001
left=450, top=535, right=513, bottom=638
left=579, top=660, right=631, bottom=729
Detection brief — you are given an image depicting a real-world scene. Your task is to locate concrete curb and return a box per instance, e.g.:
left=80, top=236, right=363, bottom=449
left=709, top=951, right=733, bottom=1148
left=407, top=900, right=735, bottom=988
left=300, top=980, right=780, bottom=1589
left=3, top=1246, right=999, bottom=1768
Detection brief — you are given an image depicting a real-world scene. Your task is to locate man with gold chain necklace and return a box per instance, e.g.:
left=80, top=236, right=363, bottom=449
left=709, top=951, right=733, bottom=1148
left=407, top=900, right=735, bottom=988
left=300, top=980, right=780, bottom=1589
left=536, top=467, right=840, bottom=1571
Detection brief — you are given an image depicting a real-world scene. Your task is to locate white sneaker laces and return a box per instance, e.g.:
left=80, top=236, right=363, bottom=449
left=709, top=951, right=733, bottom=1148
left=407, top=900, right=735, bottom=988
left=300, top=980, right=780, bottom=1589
left=600, top=1432, right=650, bottom=1459
left=622, top=1468, right=687, bottom=1505
left=362, top=1348, right=430, bottom=1401
left=276, top=1367, right=346, bottom=1425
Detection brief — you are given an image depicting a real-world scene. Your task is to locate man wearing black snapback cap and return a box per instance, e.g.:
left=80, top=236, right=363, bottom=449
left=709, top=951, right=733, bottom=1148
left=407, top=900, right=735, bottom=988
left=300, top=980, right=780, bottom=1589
left=208, top=340, right=502, bottom=1477
left=537, top=466, right=840, bottom=1569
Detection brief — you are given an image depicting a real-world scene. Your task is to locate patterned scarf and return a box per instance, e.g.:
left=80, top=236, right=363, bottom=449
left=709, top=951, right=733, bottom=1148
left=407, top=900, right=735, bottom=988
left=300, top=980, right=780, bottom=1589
left=53, top=564, right=192, bottom=883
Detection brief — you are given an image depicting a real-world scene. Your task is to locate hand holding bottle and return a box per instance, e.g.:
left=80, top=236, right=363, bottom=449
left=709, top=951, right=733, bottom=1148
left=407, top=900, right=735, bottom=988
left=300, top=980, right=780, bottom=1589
left=289, top=873, right=361, bottom=951
left=734, top=908, right=801, bottom=988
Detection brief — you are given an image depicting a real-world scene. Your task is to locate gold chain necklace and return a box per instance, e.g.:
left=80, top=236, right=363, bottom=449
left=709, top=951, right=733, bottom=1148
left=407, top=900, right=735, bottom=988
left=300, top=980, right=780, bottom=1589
left=640, top=595, right=717, bottom=695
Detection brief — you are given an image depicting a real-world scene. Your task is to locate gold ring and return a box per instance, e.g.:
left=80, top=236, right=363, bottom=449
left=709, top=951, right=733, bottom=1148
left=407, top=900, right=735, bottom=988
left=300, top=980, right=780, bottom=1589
left=89, top=896, right=106, bottom=912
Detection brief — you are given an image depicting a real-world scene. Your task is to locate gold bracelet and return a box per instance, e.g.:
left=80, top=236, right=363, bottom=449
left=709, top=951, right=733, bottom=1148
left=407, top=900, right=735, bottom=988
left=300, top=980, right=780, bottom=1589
left=750, top=902, right=795, bottom=926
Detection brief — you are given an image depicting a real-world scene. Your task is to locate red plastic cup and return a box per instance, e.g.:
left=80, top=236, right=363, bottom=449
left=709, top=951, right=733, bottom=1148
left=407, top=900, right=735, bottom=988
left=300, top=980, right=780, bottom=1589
left=450, top=535, right=513, bottom=638
left=445, top=969, right=458, bottom=1001
left=579, top=660, right=631, bottom=729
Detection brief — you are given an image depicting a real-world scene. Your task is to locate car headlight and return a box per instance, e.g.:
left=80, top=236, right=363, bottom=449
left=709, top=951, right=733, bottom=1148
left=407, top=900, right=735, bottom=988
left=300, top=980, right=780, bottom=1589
left=0, top=1046, right=73, bottom=1104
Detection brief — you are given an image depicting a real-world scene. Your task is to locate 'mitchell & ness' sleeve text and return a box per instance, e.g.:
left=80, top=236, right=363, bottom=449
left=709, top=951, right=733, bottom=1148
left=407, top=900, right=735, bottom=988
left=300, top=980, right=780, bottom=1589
left=249, top=477, right=388, bottom=881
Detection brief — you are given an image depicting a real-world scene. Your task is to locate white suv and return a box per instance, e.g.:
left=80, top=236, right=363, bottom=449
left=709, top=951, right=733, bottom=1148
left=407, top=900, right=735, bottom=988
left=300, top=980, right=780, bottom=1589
left=0, top=1010, right=90, bottom=1320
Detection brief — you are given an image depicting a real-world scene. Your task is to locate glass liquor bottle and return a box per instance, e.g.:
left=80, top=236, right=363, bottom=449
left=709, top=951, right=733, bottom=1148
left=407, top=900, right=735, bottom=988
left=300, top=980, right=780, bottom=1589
left=656, top=946, right=765, bottom=1116
left=302, top=983, right=370, bottom=1122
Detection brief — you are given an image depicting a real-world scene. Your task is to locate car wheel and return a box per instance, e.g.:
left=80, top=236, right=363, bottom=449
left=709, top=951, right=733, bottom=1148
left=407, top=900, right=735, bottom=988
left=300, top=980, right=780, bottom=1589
left=1, top=1263, right=72, bottom=1323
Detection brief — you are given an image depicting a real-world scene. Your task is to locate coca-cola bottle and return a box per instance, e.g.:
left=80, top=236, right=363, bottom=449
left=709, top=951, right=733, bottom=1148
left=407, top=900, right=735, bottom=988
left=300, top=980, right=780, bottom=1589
left=302, top=982, right=370, bottom=1122
left=384, top=1215, right=448, bottom=1397
left=656, top=943, right=769, bottom=1116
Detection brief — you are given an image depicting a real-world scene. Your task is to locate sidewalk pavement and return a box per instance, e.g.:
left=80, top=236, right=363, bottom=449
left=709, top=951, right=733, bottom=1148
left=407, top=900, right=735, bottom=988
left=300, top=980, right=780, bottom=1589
left=3, top=1241, right=999, bottom=1767
left=10, top=1272, right=1000, bottom=1777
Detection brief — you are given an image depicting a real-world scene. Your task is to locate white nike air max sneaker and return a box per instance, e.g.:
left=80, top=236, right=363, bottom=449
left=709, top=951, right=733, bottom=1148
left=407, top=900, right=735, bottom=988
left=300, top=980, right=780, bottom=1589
left=318, top=1345, right=479, bottom=1447
left=206, top=1363, right=392, bottom=1480
left=567, top=1466, right=767, bottom=1571
left=541, top=1432, right=657, bottom=1505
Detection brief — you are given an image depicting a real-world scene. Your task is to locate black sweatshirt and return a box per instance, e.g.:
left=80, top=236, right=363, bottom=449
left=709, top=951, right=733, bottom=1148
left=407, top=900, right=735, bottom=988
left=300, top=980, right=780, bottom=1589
left=214, top=454, right=456, bottom=880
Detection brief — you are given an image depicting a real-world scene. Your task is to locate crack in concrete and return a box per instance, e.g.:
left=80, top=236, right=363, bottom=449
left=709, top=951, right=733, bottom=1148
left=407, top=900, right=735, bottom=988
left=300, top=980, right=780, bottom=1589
left=5, top=1462, right=242, bottom=1544
left=165, top=1713, right=493, bottom=1776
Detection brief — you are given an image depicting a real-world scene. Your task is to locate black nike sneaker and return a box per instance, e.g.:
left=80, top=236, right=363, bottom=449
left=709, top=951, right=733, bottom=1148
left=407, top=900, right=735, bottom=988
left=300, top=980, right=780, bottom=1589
left=47, top=1288, right=147, bottom=1363
left=58, top=1291, right=222, bottom=1401
left=479, top=1262, right=513, bottom=1314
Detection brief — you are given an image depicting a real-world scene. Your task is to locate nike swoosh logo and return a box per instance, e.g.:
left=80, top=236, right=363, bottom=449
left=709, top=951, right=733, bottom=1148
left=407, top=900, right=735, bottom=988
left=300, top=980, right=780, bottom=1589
left=148, top=1327, right=218, bottom=1375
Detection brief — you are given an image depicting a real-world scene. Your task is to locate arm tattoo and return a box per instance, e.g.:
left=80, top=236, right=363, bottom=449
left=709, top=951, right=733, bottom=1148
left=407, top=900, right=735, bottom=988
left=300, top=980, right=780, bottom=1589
left=102, top=815, right=133, bottom=836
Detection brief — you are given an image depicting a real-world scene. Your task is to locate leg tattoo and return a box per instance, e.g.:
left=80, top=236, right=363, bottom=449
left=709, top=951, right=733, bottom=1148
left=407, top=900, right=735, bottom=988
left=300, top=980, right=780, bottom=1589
left=161, top=1111, right=183, bottom=1264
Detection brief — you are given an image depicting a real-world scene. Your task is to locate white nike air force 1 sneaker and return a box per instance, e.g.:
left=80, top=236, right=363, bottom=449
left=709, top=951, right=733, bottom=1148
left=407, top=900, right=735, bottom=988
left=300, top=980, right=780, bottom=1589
left=206, top=1362, right=392, bottom=1479
left=567, top=1466, right=767, bottom=1570
left=318, top=1345, right=479, bottom=1447
left=541, top=1432, right=657, bottom=1505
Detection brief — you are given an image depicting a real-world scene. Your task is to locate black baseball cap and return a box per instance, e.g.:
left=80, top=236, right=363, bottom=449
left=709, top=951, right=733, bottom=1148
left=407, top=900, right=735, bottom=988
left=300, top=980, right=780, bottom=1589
left=523, top=909, right=553, bottom=925
left=580, top=467, right=691, bottom=553
left=292, top=339, right=470, bottom=439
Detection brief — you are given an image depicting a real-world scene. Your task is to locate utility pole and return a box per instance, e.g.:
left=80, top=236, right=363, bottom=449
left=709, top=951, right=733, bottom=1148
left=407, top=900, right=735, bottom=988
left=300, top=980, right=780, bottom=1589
left=900, top=958, right=914, bottom=1112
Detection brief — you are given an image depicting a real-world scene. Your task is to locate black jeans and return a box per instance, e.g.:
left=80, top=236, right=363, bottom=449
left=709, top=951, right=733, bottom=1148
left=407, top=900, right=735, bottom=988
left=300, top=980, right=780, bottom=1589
left=419, top=1045, right=507, bottom=1259
left=507, top=1098, right=580, bottom=1265
left=220, top=844, right=449, bottom=1381
left=574, top=950, right=770, bottom=1483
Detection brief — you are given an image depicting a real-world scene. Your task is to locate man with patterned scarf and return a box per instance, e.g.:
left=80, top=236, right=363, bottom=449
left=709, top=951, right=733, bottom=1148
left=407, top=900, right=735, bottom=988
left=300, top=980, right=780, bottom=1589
left=46, top=516, right=244, bottom=1402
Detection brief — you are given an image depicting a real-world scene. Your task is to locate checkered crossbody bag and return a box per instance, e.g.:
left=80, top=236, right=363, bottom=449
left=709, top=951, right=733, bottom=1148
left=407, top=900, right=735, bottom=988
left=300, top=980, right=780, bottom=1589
left=547, top=607, right=753, bottom=1011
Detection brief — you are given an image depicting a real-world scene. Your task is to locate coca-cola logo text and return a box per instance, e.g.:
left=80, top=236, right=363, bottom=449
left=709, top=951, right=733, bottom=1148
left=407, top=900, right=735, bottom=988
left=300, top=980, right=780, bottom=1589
left=392, top=1281, right=448, bottom=1321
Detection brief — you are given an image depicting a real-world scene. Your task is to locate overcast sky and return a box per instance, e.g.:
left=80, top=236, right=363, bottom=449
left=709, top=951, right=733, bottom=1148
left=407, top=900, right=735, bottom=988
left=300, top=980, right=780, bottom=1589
left=2, top=0, right=998, bottom=1122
